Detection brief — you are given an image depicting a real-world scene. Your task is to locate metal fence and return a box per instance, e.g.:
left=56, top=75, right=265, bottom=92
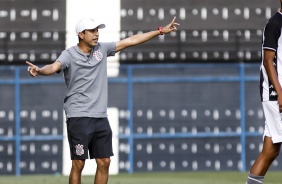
left=0, top=63, right=264, bottom=175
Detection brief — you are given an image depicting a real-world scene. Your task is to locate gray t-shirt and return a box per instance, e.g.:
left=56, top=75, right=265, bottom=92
left=57, top=42, right=116, bottom=118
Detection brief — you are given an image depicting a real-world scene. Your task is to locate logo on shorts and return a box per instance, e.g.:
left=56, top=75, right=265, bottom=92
left=75, top=144, right=84, bottom=156
left=270, top=91, right=277, bottom=96
left=93, top=50, right=103, bottom=61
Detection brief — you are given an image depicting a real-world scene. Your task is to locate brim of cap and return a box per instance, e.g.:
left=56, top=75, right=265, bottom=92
left=97, top=24, right=106, bottom=29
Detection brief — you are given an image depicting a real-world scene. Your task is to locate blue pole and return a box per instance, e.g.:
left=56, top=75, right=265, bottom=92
left=15, top=67, right=21, bottom=176
left=127, top=66, right=134, bottom=174
left=239, top=63, right=246, bottom=172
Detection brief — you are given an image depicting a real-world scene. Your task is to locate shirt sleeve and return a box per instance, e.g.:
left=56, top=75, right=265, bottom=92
left=57, top=50, right=72, bottom=71
left=263, top=20, right=281, bottom=52
left=99, top=42, right=116, bottom=57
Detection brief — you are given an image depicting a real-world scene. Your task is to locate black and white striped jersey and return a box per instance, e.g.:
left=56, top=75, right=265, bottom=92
left=260, top=11, right=282, bottom=101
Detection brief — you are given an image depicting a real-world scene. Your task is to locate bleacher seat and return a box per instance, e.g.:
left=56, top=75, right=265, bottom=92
left=20, top=141, right=62, bottom=174
left=0, top=142, right=14, bottom=174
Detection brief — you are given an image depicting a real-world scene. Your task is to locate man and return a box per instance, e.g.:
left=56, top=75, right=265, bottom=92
left=26, top=17, right=179, bottom=184
left=246, top=1, right=282, bottom=184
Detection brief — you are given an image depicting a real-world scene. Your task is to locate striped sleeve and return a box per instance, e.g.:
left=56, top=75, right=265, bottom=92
left=263, top=20, right=281, bottom=51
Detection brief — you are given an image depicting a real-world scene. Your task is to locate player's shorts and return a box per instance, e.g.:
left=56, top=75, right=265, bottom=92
left=66, top=117, right=114, bottom=160
left=262, top=101, right=282, bottom=143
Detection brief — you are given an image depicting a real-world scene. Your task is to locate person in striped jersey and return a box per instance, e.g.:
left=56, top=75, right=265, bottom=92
left=246, top=1, right=282, bottom=183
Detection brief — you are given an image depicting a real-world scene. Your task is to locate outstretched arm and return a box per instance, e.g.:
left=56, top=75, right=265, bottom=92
left=115, top=16, right=180, bottom=52
left=26, top=61, right=62, bottom=77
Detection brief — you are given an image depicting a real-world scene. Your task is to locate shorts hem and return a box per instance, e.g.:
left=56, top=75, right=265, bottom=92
left=272, top=138, right=282, bottom=143
left=90, top=154, right=114, bottom=159
left=264, top=134, right=282, bottom=143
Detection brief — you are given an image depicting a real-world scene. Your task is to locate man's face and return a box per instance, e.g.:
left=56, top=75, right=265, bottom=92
left=80, top=27, right=99, bottom=46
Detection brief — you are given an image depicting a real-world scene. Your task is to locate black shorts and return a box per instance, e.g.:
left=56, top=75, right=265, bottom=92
left=66, top=117, right=113, bottom=160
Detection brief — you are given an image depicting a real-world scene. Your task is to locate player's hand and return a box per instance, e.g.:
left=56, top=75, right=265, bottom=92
left=162, top=16, right=180, bottom=34
left=26, top=61, right=40, bottom=77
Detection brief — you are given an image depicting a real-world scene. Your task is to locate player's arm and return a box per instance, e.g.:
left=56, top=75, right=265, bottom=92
left=263, top=49, right=282, bottom=111
left=115, top=17, right=180, bottom=52
left=26, top=60, right=62, bottom=77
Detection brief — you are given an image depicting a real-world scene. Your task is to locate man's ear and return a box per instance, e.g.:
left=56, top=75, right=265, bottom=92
left=78, top=32, right=84, bottom=39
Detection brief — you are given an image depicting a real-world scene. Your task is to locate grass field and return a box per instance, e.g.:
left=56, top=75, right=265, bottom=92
left=0, top=171, right=281, bottom=184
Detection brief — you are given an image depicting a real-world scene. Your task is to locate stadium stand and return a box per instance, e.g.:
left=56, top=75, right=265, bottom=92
left=0, top=0, right=277, bottom=64
left=0, top=0, right=281, bottom=175
left=0, top=0, right=66, bottom=64
left=110, top=64, right=282, bottom=173
left=120, top=0, right=278, bottom=63
left=0, top=79, right=65, bottom=174
left=0, top=0, right=66, bottom=174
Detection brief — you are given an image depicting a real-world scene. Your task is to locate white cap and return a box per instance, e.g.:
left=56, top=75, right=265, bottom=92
left=75, top=18, right=106, bottom=35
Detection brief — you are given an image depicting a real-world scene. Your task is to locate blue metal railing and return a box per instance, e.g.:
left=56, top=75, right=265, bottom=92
left=0, top=66, right=64, bottom=176
left=0, top=63, right=261, bottom=175
left=116, top=63, right=261, bottom=173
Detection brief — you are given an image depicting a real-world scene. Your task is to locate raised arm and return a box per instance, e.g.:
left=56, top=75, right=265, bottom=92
left=26, top=60, right=62, bottom=77
left=115, top=17, right=180, bottom=52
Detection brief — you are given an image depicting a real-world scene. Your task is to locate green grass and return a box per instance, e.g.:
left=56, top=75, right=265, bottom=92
left=0, top=171, right=281, bottom=184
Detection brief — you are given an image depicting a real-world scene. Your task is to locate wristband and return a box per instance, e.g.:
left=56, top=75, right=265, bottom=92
left=158, top=26, right=164, bottom=35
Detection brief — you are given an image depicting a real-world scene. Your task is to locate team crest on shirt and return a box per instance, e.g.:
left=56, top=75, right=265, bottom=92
left=75, top=144, right=84, bottom=156
left=93, top=50, right=103, bottom=61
